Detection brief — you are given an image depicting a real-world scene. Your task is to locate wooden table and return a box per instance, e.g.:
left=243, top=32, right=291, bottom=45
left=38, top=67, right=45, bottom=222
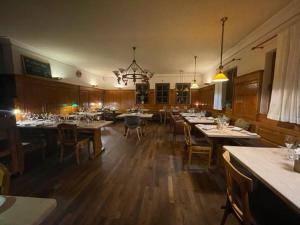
left=195, top=124, right=260, bottom=166
left=117, top=113, right=154, bottom=119
left=17, top=120, right=113, bottom=158
left=224, top=146, right=300, bottom=214
left=195, top=124, right=260, bottom=139
left=184, top=117, right=215, bottom=124
left=180, top=113, right=203, bottom=117
left=117, top=113, right=154, bottom=136
left=0, top=195, right=56, bottom=225
left=159, top=109, right=168, bottom=124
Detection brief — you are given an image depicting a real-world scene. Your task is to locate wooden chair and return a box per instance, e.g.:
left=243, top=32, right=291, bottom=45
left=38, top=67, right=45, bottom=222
left=183, top=122, right=211, bottom=169
left=57, top=124, right=90, bottom=165
left=234, top=118, right=250, bottom=131
left=0, top=110, right=23, bottom=174
left=170, top=114, right=184, bottom=142
left=0, top=163, right=10, bottom=194
left=221, top=151, right=255, bottom=225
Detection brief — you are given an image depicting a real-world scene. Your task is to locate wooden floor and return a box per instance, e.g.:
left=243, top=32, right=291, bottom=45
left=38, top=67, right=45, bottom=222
left=11, top=122, right=238, bottom=225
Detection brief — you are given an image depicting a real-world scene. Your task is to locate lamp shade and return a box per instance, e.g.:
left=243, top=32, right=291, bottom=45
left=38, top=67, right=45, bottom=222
left=191, top=80, right=199, bottom=89
left=212, top=72, right=229, bottom=82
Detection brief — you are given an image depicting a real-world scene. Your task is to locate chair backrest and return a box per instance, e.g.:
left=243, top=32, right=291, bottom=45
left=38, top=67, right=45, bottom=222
left=183, top=122, right=192, bottom=146
left=234, top=118, right=250, bottom=131
left=205, top=111, right=212, bottom=117
left=0, top=163, right=10, bottom=194
left=124, top=116, right=140, bottom=128
left=222, top=151, right=253, bottom=225
left=57, top=123, right=78, bottom=145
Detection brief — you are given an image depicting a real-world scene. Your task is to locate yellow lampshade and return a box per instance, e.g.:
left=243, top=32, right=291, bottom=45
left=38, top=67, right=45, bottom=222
left=212, top=72, right=229, bottom=82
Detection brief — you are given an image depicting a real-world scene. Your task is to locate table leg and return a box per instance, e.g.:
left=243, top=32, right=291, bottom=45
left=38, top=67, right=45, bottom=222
left=91, top=129, right=104, bottom=159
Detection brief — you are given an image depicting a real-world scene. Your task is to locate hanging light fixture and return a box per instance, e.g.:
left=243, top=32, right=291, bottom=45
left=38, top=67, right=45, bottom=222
left=113, top=46, right=154, bottom=86
left=191, top=56, right=199, bottom=89
left=176, top=70, right=183, bottom=92
left=212, top=17, right=229, bottom=82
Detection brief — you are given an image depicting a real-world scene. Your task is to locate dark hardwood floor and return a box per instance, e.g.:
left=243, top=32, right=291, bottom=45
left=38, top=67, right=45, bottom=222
left=11, top=122, right=238, bottom=225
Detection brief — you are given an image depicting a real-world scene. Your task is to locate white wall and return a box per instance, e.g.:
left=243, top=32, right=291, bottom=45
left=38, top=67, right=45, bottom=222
left=8, top=0, right=300, bottom=92
left=10, top=42, right=204, bottom=90
left=10, top=43, right=104, bottom=88
left=204, top=0, right=300, bottom=110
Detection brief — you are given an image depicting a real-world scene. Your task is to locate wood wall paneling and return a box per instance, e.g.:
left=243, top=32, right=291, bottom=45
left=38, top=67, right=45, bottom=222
left=198, top=85, right=215, bottom=110
left=103, top=88, right=205, bottom=111
left=233, top=70, right=263, bottom=120
left=13, top=74, right=103, bottom=115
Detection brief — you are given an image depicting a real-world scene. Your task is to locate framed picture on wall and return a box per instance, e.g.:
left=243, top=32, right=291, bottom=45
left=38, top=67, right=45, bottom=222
left=21, top=55, right=52, bottom=78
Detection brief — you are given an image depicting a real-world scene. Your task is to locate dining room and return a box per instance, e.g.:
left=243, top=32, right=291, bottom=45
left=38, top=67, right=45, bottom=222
left=0, top=1, right=300, bottom=225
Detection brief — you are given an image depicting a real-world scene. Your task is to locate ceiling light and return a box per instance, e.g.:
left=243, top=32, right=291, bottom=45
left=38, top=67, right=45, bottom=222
left=212, top=17, right=229, bottom=83
left=191, top=56, right=199, bottom=89
left=115, top=83, right=124, bottom=89
left=113, top=46, right=154, bottom=86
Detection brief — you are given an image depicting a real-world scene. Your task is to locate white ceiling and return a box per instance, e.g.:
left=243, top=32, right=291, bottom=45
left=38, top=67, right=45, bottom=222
left=0, top=0, right=291, bottom=76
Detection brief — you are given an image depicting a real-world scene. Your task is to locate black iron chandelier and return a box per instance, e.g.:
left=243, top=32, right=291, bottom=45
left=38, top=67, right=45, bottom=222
left=113, top=47, right=154, bottom=86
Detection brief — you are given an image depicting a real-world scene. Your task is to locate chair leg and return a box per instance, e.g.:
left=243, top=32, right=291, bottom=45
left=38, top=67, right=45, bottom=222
left=60, top=146, right=64, bottom=163
left=125, top=129, right=129, bottom=139
left=220, top=200, right=231, bottom=225
left=88, top=141, right=91, bottom=159
left=188, top=149, right=192, bottom=168
left=75, top=145, right=80, bottom=165
left=137, top=128, right=141, bottom=141
left=208, top=151, right=212, bottom=169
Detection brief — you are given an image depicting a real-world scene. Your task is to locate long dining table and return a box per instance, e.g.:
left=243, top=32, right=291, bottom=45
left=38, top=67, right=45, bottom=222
left=183, top=116, right=215, bottom=124
left=224, top=146, right=300, bottom=214
left=0, top=195, right=57, bottom=225
left=116, top=113, right=154, bottom=119
left=195, top=124, right=260, bottom=166
left=17, top=120, right=113, bottom=158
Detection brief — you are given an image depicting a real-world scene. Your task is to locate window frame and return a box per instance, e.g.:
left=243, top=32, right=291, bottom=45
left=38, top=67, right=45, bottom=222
left=175, top=83, right=191, bottom=104
left=135, top=83, right=149, bottom=104
left=155, top=83, right=170, bottom=104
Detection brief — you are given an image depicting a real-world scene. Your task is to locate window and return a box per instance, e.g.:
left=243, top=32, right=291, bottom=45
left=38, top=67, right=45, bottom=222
left=136, top=83, right=149, bottom=104
left=260, top=49, right=276, bottom=114
left=156, top=83, right=169, bottom=104
left=222, top=67, right=237, bottom=110
left=175, top=83, right=190, bottom=104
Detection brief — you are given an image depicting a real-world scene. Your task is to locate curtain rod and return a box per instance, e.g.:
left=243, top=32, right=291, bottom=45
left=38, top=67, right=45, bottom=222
left=251, top=35, right=277, bottom=50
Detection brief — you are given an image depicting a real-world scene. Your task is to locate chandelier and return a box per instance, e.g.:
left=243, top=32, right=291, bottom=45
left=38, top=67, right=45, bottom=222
left=113, top=47, right=154, bottom=86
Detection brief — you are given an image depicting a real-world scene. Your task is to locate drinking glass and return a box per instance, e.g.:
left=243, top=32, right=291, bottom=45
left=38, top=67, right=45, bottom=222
left=285, top=135, right=296, bottom=160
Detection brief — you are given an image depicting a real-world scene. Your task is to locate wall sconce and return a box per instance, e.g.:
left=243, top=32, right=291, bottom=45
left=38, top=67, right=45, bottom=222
left=72, top=103, right=78, bottom=107
left=13, top=109, right=21, bottom=115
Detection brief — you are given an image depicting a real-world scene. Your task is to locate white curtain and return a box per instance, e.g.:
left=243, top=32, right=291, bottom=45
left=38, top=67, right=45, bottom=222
left=267, top=21, right=300, bottom=124
left=213, top=83, right=223, bottom=110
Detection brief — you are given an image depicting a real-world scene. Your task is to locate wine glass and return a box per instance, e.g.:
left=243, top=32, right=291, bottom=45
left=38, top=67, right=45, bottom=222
left=285, top=135, right=296, bottom=160
left=296, top=137, right=300, bottom=148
